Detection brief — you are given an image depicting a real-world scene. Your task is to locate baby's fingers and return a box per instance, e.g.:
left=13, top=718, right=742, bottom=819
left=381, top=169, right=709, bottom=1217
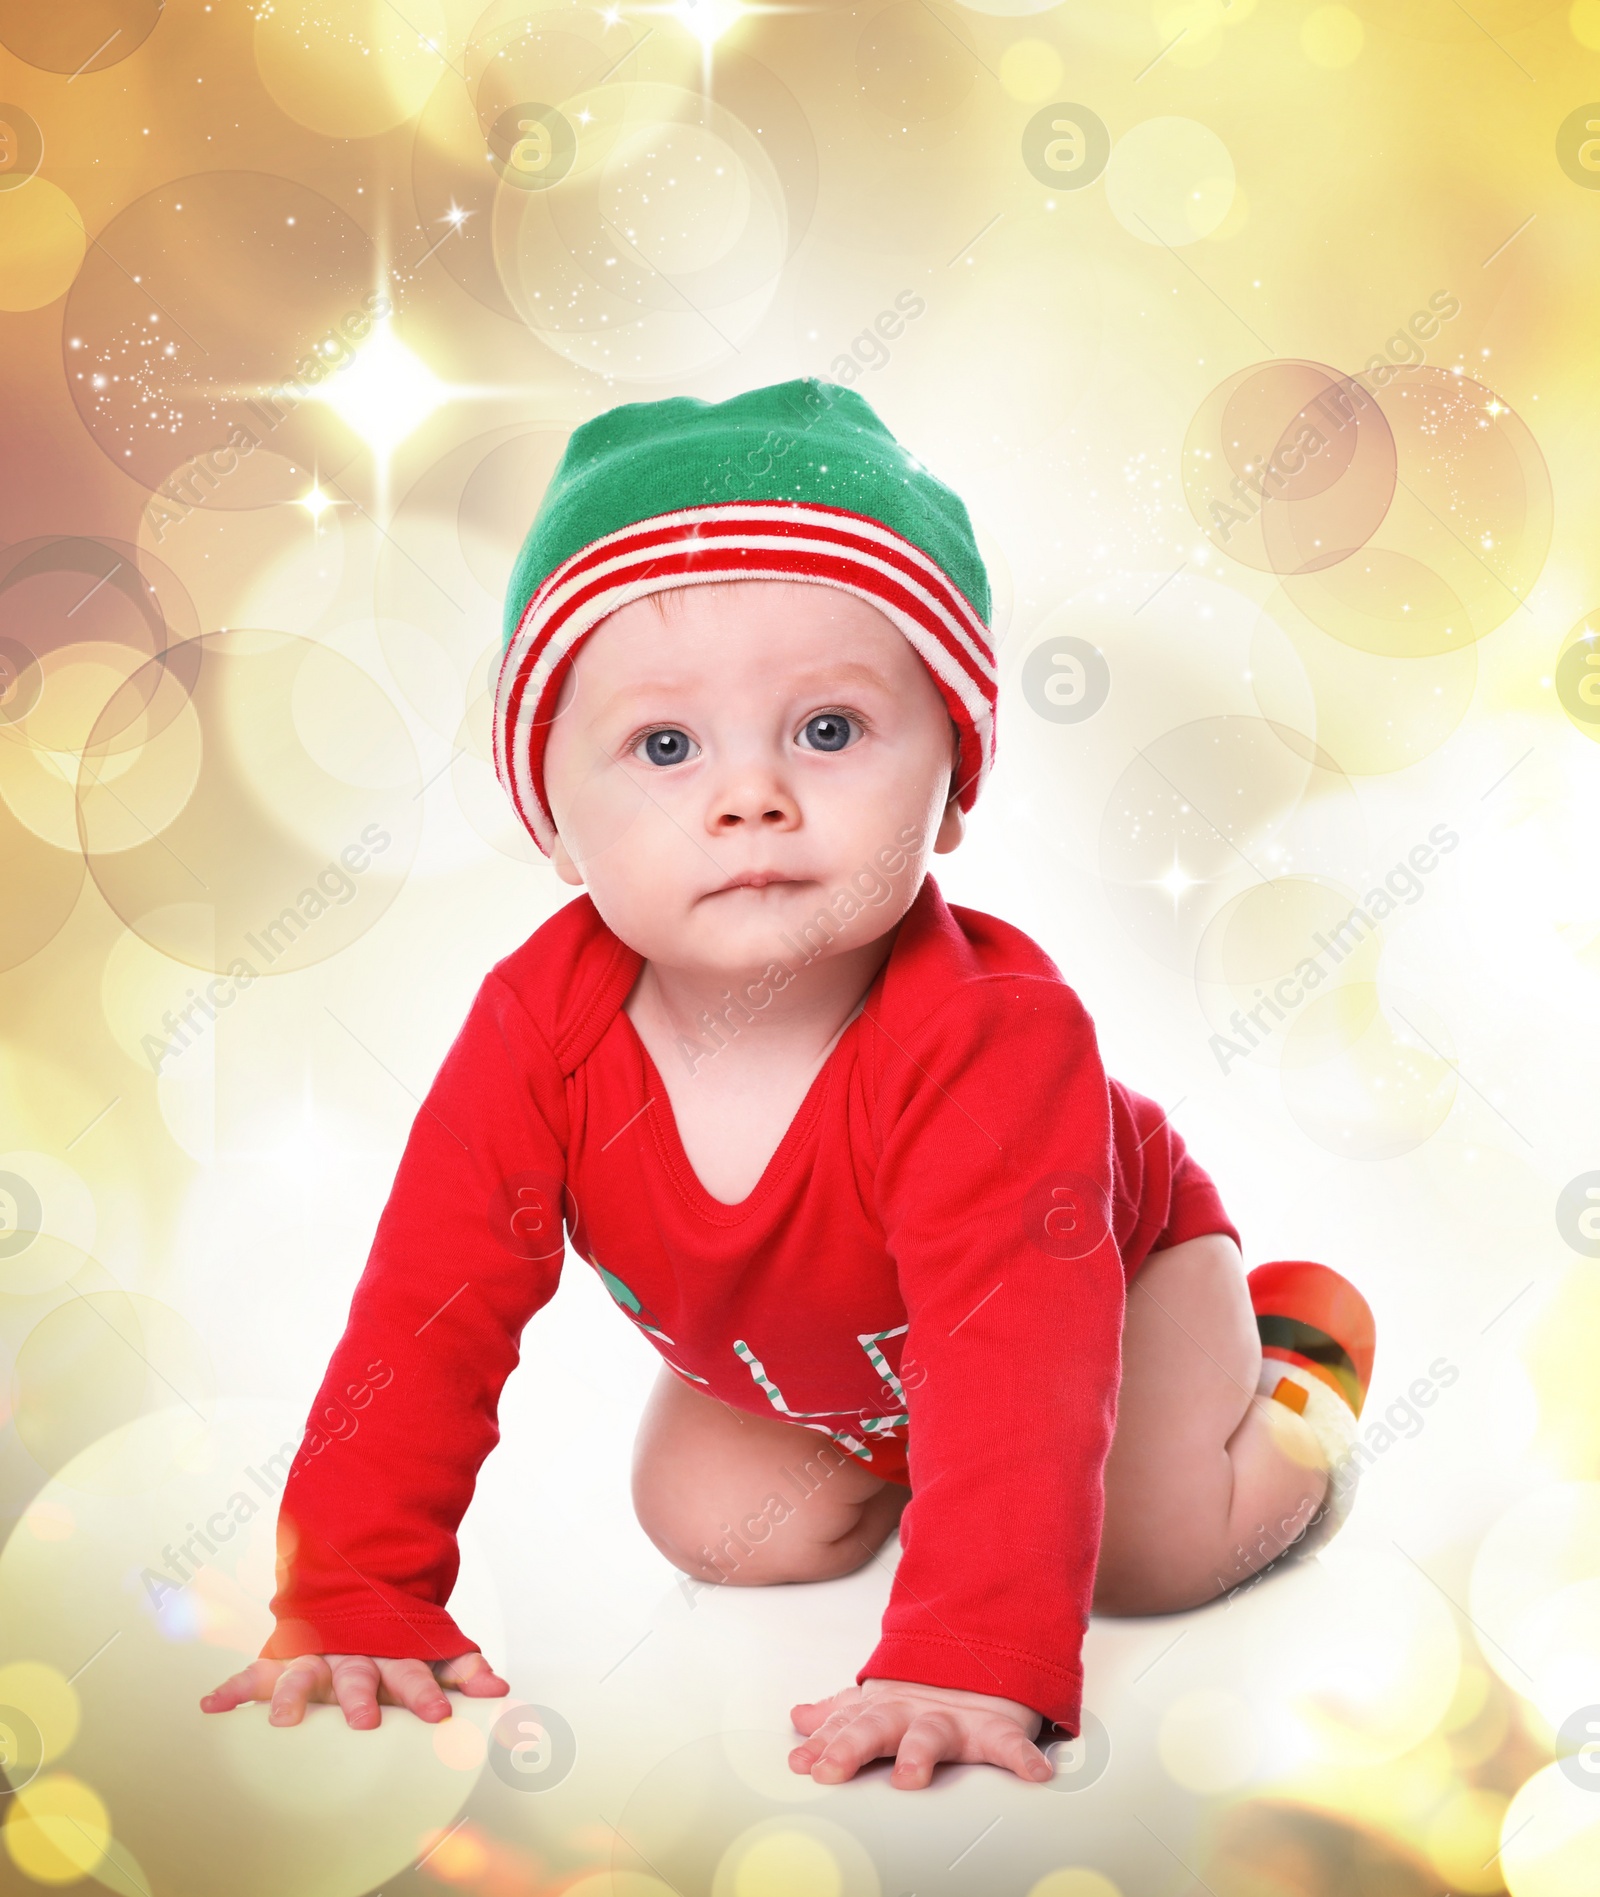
left=375, top=1657, right=455, bottom=1723
left=199, top=1658, right=285, bottom=1715
left=326, top=1656, right=383, bottom=1730
left=893, top=1713, right=1050, bottom=1791
left=788, top=1688, right=860, bottom=1745
left=885, top=1709, right=966, bottom=1789
left=268, top=1655, right=331, bottom=1727
left=436, top=1651, right=510, bottom=1698
left=802, top=1704, right=906, bottom=1785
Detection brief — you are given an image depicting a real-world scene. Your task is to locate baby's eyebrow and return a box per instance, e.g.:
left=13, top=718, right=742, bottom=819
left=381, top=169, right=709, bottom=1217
left=596, top=680, right=695, bottom=717
left=785, top=661, right=896, bottom=695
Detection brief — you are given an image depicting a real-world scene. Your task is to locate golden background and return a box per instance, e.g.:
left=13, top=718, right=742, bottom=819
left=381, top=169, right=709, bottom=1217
left=0, top=0, right=1598, bottom=1891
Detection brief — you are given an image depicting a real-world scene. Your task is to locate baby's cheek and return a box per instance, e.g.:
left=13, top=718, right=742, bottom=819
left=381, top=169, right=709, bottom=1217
left=550, top=761, right=661, bottom=875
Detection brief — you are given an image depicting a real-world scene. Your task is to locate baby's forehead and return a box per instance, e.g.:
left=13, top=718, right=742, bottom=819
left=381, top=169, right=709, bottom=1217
left=563, top=649, right=895, bottom=712
left=573, top=580, right=903, bottom=674
left=643, top=575, right=890, bottom=628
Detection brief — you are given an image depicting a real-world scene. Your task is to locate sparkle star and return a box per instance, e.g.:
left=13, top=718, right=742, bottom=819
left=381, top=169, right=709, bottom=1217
left=294, top=480, right=344, bottom=529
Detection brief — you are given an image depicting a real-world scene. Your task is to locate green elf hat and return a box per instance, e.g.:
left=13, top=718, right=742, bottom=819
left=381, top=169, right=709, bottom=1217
left=493, top=376, right=996, bottom=857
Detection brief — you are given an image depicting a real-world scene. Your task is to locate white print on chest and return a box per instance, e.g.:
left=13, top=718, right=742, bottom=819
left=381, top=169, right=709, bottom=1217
left=587, top=1252, right=908, bottom=1462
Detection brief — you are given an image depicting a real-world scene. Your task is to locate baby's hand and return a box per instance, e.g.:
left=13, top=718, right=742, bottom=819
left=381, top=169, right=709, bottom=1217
left=200, top=1651, right=509, bottom=1729
left=788, top=1677, right=1052, bottom=1790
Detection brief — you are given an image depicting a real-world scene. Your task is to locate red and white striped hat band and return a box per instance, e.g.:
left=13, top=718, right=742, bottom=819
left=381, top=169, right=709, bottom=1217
left=492, top=500, right=998, bottom=858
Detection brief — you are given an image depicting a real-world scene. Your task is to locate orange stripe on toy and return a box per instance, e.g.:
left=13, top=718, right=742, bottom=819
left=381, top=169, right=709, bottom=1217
left=1270, top=1376, right=1309, bottom=1415
left=1260, top=1343, right=1358, bottom=1411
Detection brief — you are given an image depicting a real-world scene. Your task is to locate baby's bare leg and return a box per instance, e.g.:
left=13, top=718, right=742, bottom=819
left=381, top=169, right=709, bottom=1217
left=1093, top=1231, right=1330, bottom=1616
left=632, top=1366, right=910, bottom=1585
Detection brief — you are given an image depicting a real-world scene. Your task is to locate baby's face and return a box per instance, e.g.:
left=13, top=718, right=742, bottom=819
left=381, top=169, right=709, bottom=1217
left=540, top=579, right=963, bottom=975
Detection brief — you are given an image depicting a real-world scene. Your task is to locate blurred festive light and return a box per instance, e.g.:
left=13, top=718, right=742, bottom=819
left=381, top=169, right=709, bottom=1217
left=1471, top=1482, right=1600, bottom=1720
left=1425, top=1784, right=1511, bottom=1894
left=1526, top=1266, right=1600, bottom=1474
left=1283, top=1547, right=1461, bottom=1765
left=669, top=0, right=743, bottom=44
left=303, top=319, right=452, bottom=459
left=292, top=484, right=341, bottom=528
left=1154, top=854, right=1201, bottom=904
left=617, top=0, right=811, bottom=86
left=1499, top=1762, right=1600, bottom=1896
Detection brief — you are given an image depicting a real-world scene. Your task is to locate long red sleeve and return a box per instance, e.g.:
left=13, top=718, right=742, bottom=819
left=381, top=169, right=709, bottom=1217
left=852, top=971, right=1124, bottom=1727
left=260, top=970, right=570, bottom=1662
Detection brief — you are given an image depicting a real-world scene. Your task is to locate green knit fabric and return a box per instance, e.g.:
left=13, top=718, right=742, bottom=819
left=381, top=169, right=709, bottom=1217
left=500, top=378, right=989, bottom=647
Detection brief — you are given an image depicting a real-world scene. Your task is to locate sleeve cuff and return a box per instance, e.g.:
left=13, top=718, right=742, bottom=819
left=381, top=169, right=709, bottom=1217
left=259, top=1605, right=480, bottom=1664
left=855, top=1631, right=1083, bottom=1731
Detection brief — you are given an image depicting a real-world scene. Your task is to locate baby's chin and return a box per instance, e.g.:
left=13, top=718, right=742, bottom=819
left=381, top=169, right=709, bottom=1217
left=690, top=876, right=826, bottom=945
left=622, top=880, right=851, bottom=969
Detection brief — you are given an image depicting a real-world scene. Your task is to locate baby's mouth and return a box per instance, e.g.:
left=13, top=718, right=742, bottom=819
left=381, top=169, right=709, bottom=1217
left=709, top=873, right=807, bottom=896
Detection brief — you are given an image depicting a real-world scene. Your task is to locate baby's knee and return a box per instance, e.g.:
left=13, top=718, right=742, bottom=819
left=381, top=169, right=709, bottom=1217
left=683, top=1505, right=799, bottom=1583
left=638, top=1485, right=901, bottom=1588
left=1092, top=1539, right=1247, bottom=1617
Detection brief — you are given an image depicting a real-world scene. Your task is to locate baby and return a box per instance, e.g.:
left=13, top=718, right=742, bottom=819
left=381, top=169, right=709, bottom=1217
left=202, top=378, right=1377, bottom=1790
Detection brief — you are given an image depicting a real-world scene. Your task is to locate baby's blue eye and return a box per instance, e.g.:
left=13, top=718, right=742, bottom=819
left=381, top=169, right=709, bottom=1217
left=637, top=728, right=696, bottom=767
left=800, top=713, right=854, bottom=753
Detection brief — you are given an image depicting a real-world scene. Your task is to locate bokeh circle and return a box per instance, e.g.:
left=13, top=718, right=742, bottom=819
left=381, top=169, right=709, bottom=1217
left=1098, top=714, right=1362, bottom=976
left=1248, top=589, right=1477, bottom=775
left=613, top=1732, right=882, bottom=1893
left=1183, top=359, right=1397, bottom=576
left=1289, top=370, right=1549, bottom=655
left=0, top=178, right=86, bottom=312
left=12, top=1286, right=214, bottom=1494
left=62, top=170, right=379, bottom=506
left=1105, top=117, right=1235, bottom=245
left=491, top=80, right=789, bottom=379
left=253, top=0, right=453, bottom=141
left=0, top=103, right=43, bottom=191
left=77, top=629, right=421, bottom=976
left=0, top=1400, right=498, bottom=1897
left=377, top=421, right=572, bottom=863
left=1278, top=982, right=1458, bottom=1159
left=0, top=1, right=163, bottom=74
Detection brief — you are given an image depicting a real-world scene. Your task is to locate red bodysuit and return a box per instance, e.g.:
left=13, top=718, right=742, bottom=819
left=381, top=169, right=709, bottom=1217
left=259, top=874, right=1238, bottom=1730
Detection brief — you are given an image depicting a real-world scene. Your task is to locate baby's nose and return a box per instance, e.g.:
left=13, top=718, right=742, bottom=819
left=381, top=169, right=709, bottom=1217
left=713, top=798, right=796, bottom=830
left=706, top=743, right=800, bottom=827
left=709, top=762, right=800, bottom=830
